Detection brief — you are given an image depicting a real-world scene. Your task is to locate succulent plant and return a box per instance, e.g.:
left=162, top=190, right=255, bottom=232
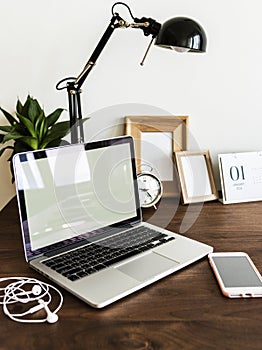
left=0, top=95, right=71, bottom=180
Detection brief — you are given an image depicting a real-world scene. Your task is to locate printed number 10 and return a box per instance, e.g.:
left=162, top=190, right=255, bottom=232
left=230, top=166, right=245, bottom=181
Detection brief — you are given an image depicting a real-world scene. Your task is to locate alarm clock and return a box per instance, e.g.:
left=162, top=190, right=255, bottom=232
left=137, top=171, right=163, bottom=209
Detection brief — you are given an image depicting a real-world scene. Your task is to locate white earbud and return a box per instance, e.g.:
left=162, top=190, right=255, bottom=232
left=32, top=285, right=42, bottom=296
left=38, top=299, right=59, bottom=323
left=16, top=284, right=42, bottom=298
left=0, top=277, right=63, bottom=324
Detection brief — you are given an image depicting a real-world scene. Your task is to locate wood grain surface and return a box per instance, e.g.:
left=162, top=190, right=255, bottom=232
left=0, top=197, right=261, bottom=350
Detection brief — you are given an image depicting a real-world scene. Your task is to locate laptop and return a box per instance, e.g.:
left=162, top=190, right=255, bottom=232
left=13, top=135, right=213, bottom=308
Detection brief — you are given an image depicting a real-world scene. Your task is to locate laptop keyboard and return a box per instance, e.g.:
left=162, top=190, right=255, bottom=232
left=42, top=226, right=175, bottom=281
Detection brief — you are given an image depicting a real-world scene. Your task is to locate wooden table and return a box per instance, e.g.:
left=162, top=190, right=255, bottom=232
left=0, top=197, right=261, bottom=350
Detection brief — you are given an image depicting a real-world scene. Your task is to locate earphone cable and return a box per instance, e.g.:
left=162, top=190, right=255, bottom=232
left=0, top=277, right=63, bottom=323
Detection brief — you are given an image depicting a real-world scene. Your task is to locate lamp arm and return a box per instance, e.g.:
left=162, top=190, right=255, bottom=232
left=58, top=8, right=161, bottom=144
left=73, top=14, right=160, bottom=90
left=56, top=3, right=206, bottom=145
left=65, top=13, right=123, bottom=143
left=74, top=13, right=123, bottom=90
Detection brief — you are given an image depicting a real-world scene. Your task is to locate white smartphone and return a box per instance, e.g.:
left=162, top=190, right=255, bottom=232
left=208, top=252, right=262, bottom=298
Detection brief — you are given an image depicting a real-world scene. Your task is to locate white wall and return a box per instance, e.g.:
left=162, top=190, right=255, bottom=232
left=1, top=0, right=262, bottom=210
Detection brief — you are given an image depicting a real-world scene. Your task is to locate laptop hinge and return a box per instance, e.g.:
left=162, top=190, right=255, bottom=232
left=130, top=220, right=141, bottom=227
left=28, top=253, right=44, bottom=262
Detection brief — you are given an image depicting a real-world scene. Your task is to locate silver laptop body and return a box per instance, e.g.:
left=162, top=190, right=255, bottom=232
left=13, top=136, right=213, bottom=308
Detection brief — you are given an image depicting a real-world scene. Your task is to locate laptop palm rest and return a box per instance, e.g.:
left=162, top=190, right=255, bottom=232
left=116, top=252, right=180, bottom=282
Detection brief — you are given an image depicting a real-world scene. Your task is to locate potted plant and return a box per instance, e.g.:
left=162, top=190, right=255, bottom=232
left=0, top=95, right=71, bottom=181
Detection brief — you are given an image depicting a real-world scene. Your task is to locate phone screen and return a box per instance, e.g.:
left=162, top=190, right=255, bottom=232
left=212, top=256, right=262, bottom=288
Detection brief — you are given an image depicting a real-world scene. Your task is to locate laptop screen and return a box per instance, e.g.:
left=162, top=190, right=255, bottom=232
left=13, top=136, right=141, bottom=261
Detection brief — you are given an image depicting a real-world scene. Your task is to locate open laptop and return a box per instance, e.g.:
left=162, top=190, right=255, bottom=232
left=13, top=135, right=213, bottom=308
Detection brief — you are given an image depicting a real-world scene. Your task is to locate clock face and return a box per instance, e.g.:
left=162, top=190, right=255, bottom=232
left=137, top=172, right=163, bottom=208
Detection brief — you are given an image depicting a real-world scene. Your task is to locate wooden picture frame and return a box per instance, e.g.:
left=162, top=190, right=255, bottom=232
left=174, top=150, right=218, bottom=204
left=125, top=116, right=188, bottom=197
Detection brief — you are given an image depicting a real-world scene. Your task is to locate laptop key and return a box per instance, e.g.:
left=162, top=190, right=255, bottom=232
left=85, top=267, right=97, bottom=275
left=67, top=274, right=79, bottom=281
left=93, top=263, right=106, bottom=272
left=104, top=255, right=126, bottom=266
left=52, top=263, right=66, bottom=271
left=64, top=267, right=82, bottom=276
left=43, top=260, right=56, bottom=268
left=104, top=251, right=138, bottom=267
left=163, top=237, right=175, bottom=243
left=42, top=227, right=174, bottom=281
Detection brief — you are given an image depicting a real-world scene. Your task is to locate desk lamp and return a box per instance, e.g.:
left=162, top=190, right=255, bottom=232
left=56, top=2, right=207, bottom=143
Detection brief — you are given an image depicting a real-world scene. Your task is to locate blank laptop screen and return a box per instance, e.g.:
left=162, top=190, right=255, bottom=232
left=14, top=137, right=140, bottom=259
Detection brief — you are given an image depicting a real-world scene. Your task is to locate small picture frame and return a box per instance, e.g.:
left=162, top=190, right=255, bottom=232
left=174, top=150, right=218, bottom=204
left=125, top=115, right=188, bottom=197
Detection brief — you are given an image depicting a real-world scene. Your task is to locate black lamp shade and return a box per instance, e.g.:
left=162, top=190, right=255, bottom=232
left=155, top=17, right=207, bottom=53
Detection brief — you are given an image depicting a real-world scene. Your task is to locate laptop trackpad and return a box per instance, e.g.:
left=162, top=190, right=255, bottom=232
left=116, top=252, right=179, bottom=282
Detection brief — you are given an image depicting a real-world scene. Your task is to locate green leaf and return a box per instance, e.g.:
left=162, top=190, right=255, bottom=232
left=49, top=120, right=71, bottom=137
left=14, top=140, right=30, bottom=153
left=16, top=99, right=23, bottom=115
left=16, top=112, right=37, bottom=137
left=46, top=108, right=64, bottom=127
left=3, top=130, right=25, bottom=143
left=44, top=138, right=70, bottom=148
left=0, top=107, right=17, bottom=126
left=39, top=117, right=48, bottom=141
left=0, top=125, right=12, bottom=133
left=28, top=98, right=43, bottom=122
left=13, top=123, right=28, bottom=136
left=40, top=120, right=70, bottom=148
left=0, top=134, right=4, bottom=143
left=19, top=136, right=38, bottom=150
left=34, top=111, right=45, bottom=136
left=21, top=95, right=31, bottom=118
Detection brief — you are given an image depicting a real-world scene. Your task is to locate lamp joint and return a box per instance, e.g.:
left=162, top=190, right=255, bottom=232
left=69, top=89, right=82, bottom=95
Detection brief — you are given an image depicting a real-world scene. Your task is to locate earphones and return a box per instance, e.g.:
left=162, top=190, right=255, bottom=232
left=38, top=299, right=59, bottom=323
left=0, top=277, right=63, bottom=323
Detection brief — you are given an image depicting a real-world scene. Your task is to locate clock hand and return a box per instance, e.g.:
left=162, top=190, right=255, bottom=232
left=146, top=192, right=157, bottom=209
left=146, top=192, right=153, bottom=199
